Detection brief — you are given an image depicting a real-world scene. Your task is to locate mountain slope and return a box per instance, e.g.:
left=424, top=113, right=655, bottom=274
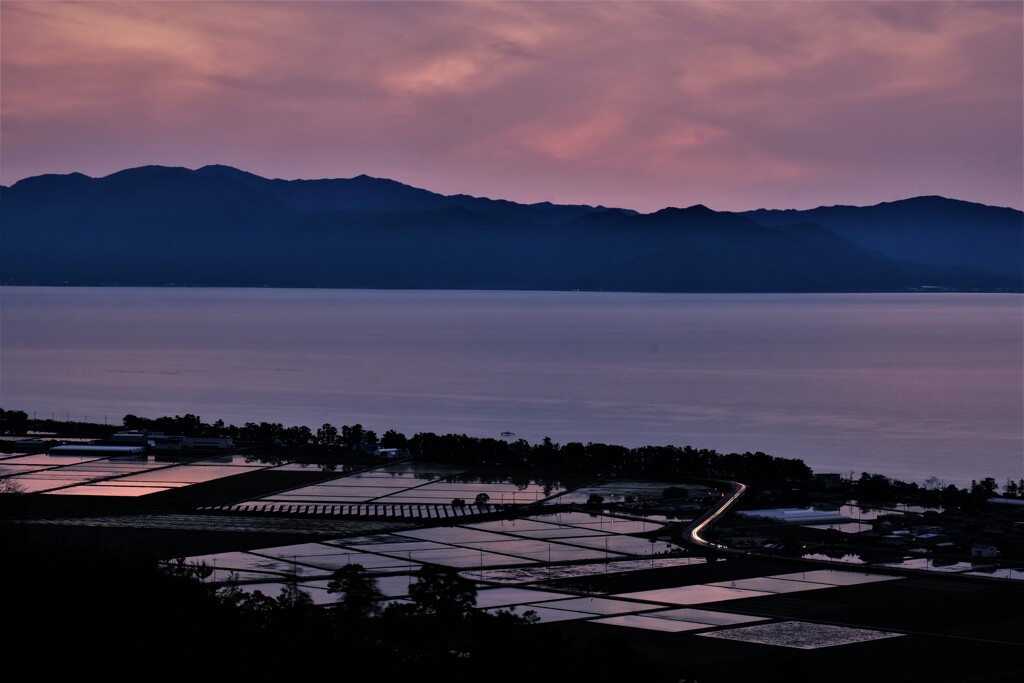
left=1, top=166, right=1019, bottom=292
left=743, top=197, right=1023, bottom=279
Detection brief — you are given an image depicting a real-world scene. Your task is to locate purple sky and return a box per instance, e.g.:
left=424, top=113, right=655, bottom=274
left=2, top=1, right=1021, bottom=212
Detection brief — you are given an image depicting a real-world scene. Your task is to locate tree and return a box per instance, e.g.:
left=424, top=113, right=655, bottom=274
left=0, top=409, right=28, bottom=435
left=341, top=423, right=366, bottom=450
left=474, top=492, right=490, bottom=506
left=380, top=429, right=407, bottom=449
left=408, top=565, right=477, bottom=620
left=282, top=424, right=313, bottom=447
left=1, top=476, right=26, bottom=495
left=587, top=493, right=605, bottom=506
left=162, top=557, right=213, bottom=582
left=971, top=477, right=998, bottom=500
left=941, top=483, right=967, bottom=506
left=854, top=472, right=893, bottom=500
left=240, top=421, right=284, bottom=444
left=122, top=413, right=149, bottom=431
left=174, top=413, right=203, bottom=436
left=227, top=589, right=283, bottom=631
left=326, top=564, right=384, bottom=620
left=317, top=423, right=339, bottom=449
left=278, top=583, right=315, bottom=610
left=451, top=497, right=466, bottom=507
left=0, top=475, right=26, bottom=518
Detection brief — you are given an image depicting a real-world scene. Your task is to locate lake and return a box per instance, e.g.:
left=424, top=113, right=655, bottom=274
left=1, top=286, right=1020, bottom=488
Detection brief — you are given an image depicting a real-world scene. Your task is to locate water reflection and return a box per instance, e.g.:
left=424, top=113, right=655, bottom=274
left=963, top=567, right=1024, bottom=581
left=647, top=608, right=768, bottom=626
left=590, top=615, right=709, bottom=632
left=618, top=584, right=772, bottom=605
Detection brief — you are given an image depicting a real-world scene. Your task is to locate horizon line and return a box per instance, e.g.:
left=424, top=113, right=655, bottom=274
left=4, top=163, right=1022, bottom=215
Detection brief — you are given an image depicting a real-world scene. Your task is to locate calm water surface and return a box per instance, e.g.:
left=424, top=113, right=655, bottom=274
left=1, top=287, right=1020, bottom=488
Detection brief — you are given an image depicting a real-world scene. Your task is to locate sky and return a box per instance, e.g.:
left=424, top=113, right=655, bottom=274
left=1, top=0, right=1021, bottom=213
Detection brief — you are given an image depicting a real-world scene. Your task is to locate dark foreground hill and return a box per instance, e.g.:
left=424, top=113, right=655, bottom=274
left=2, top=165, right=1020, bottom=291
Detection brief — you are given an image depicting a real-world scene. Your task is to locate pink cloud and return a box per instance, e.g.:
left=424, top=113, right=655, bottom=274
left=1, top=1, right=1020, bottom=212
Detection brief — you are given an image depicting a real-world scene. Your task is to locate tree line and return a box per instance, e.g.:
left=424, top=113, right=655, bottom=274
left=113, top=412, right=815, bottom=490
left=847, top=471, right=1024, bottom=507
left=4, top=407, right=1018, bottom=504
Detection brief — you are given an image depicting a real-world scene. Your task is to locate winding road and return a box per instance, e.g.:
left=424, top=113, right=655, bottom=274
left=682, top=478, right=748, bottom=551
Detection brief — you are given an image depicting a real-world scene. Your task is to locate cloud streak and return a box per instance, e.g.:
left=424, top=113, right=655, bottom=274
left=2, top=0, right=1020, bottom=211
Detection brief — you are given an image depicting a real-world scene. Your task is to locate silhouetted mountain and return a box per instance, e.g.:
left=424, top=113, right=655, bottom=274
left=2, top=166, right=1020, bottom=291
left=743, top=197, right=1023, bottom=279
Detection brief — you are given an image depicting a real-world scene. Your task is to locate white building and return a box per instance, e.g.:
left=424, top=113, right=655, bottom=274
left=970, top=543, right=1000, bottom=558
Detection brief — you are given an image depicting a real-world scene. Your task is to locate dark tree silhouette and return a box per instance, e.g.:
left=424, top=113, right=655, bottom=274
left=327, top=563, right=384, bottom=619
left=408, top=565, right=477, bottom=620
left=316, top=423, right=339, bottom=448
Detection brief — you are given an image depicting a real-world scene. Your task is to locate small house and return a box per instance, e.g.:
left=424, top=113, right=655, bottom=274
left=971, top=543, right=1000, bottom=558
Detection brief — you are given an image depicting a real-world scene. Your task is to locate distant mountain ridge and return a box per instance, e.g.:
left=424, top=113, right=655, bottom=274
left=1, top=165, right=1020, bottom=292
left=743, top=197, right=1023, bottom=279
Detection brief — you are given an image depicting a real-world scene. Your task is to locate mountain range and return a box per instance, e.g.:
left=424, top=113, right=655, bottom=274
left=1, top=164, right=1020, bottom=292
